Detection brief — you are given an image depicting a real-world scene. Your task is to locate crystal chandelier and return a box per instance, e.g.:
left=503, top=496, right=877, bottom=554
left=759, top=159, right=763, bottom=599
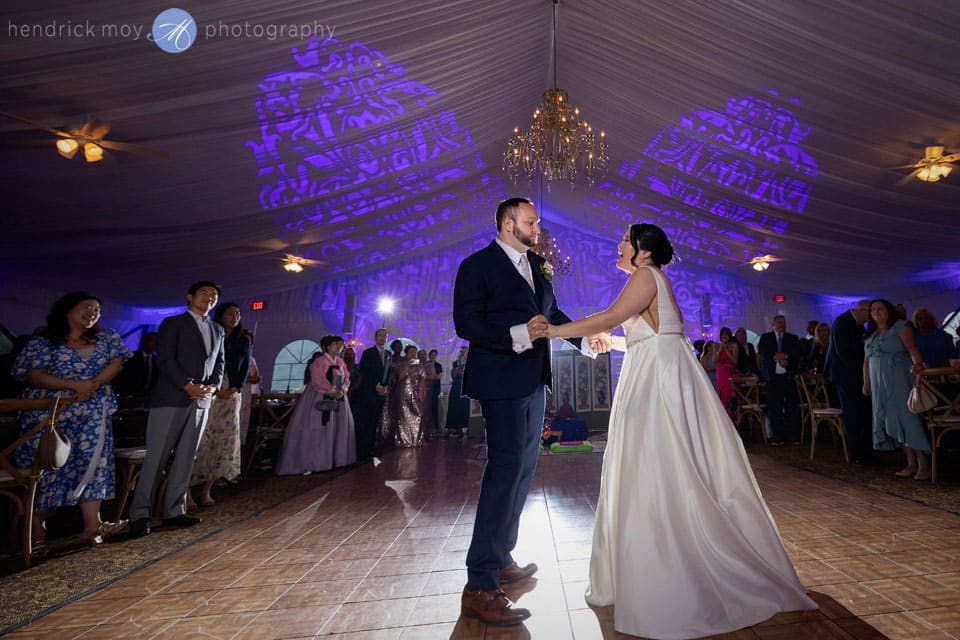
left=503, top=0, right=608, bottom=190
left=533, top=226, right=572, bottom=275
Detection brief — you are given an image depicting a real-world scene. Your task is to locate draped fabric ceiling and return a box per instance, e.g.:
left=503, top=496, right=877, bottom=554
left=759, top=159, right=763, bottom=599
left=1, top=0, right=959, bottom=309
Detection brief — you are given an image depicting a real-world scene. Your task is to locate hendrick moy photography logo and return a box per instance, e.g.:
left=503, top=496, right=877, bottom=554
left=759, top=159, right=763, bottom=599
left=149, top=8, right=196, bottom=53
left=7, top=7, right=335, bottom=54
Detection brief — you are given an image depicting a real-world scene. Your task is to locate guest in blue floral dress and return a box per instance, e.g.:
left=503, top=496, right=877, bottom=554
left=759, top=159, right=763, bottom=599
left=864, top=299, right=930, bottom=480
left=13, top=291, right=132, bottom=545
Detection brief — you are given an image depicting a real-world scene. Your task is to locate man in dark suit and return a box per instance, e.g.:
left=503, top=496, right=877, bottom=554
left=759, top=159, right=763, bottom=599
left=823, top=300, right=873, bottom=463
left=129, top=282, right=225, bottom=537
left=355, top=327, right=389, bottom=461
left=758, top=315, right=802, bottom=444
left=113, top=331, right=159, bottom=397
left=453, top=197, right=594, bottom=626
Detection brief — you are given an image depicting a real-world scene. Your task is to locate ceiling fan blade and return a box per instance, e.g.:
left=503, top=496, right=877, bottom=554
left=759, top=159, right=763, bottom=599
left=895, top=167, right=922, bottom=186
left=98, top=139, right=169, bottom=158
left=0, top=110, right=73, bottom=138
left=81, top=119, right=111, bottom=140
left=890, top=162, right=921, bottom=169
left=251, top=239, right=290, bottom=251
left=938, top=153, right=960, bottom=164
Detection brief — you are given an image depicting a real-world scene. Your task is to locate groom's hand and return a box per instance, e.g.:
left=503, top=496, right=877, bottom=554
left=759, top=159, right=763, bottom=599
left=590, top=333, right=612, bottom=353
left=527, top=314, right=549, bottom=340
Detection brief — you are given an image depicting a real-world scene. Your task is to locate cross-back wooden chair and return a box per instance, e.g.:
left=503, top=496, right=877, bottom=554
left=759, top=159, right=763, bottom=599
left=915, top=367, right=960, bottom=483
left=729, top=376, right=767, bottom=443
left=796, top=372, right=849, bottom=463
left=794, top=375, right=812, bottom=443
left=0, top=397, right=73, bottom=567
left=243, top=393, right=300, bottom=476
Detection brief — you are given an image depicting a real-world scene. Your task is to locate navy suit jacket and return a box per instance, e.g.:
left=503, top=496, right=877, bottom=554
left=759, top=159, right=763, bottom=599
left=357, top=345, right=389, bottom=401
left=823, top=310, right=865, bottom=388
left=453, top=241, right=579, bottom=401
left=113, top=350, right=160, bottom=397
left=150, top=312, right=225, bottom=409
left=757, top=331, right=801, bottom=380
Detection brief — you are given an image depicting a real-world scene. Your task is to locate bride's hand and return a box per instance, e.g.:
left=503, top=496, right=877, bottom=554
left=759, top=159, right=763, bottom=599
left=590, top=333, right=612, bottom=353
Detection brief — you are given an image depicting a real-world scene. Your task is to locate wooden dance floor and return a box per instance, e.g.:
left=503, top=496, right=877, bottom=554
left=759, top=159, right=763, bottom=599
left=6, top=439, right=960, bottom=639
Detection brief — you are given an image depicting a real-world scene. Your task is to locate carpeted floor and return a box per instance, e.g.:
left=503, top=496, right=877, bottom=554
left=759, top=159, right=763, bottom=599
left=0, top=466, right=350, bottom=633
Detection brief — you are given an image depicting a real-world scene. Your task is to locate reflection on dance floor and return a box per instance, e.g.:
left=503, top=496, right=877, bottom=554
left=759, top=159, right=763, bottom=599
left=9, top=439, right=960, bottom=638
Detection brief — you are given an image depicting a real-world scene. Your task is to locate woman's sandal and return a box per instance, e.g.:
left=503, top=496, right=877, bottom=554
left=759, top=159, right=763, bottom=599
left=82, top=520, right=129, bottom=546
left=913, top=470, right=932, bottom=481
left=894, top=467, right=917, bottom=478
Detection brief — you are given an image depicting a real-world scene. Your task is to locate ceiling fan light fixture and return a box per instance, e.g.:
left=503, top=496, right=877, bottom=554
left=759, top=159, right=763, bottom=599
left=83, top=142, right=104, bottom=163
left=283, top=260, right=304, bottom=273
left=56, top=137, right=79, bottom=159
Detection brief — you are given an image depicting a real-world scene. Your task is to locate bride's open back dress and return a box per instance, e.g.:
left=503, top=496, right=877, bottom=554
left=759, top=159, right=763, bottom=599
left=585, top=266, right=816, bottom=639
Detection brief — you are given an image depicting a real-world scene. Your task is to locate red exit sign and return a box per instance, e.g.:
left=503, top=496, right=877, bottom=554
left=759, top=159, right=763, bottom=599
left=775, top=295, right=785, bottom=303
left=251, top=300, right=266, bottom=311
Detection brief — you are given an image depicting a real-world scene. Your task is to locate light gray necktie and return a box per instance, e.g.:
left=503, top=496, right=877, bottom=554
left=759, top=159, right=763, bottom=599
left=519, top=254, right=535, bottom=291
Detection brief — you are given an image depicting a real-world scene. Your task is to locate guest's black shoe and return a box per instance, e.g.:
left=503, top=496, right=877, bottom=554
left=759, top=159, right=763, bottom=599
left=163, top=514, right=201, bottom=528
left=129, top=518, right=151, bottom=538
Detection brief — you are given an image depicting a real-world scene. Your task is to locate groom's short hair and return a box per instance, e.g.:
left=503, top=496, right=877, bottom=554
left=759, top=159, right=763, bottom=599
left=495, top=197, right=534, bottom=231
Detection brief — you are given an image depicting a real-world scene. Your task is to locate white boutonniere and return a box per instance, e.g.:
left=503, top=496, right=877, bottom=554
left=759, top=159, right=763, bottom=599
left=540, top=261, right=554, bottom=283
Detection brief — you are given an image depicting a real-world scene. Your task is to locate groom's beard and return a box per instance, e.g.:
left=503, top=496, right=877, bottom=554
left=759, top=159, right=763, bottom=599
left=513, top=226, right=538, bottom=248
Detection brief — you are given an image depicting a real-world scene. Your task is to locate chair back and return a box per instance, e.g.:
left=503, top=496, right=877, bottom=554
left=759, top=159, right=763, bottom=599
left=257, top=393, right=301, bottom=433
left=729, top=376, right=760, bottom=407
left=0, top=397, right=74, bottom=482
left=916, top=368, right=960, bottom=425
left=797, top=372, right=831, bottom=409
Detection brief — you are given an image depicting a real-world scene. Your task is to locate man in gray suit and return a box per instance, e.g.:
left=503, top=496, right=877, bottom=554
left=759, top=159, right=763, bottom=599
left=129, top=281, right=225, bottom=537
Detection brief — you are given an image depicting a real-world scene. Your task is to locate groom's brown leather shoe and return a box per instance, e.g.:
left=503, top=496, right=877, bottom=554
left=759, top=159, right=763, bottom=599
left=461, top=586, right=531, bottom=626
left=499, top=561, right=538, bottom=583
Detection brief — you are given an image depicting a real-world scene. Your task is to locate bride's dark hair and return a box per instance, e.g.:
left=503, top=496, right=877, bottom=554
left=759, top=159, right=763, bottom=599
left=629, top=223, right=674, bottom=268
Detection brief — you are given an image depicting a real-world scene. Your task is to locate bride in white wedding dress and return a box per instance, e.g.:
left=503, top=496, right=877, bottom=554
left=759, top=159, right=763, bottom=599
left=542, top=224, right=816, bottom=639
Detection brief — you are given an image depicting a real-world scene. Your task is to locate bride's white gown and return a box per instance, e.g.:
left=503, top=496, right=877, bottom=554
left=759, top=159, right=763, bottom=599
left=585, top=267, right=816, bottom=639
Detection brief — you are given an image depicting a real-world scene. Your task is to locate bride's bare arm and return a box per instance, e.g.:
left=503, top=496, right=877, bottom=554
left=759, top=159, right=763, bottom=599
left=551, top=269, right=657, bottom=340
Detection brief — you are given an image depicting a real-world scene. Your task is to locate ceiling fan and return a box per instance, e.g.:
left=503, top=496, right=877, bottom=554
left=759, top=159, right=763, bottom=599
left=281, top=253, right=324, bottom=273
left=894, top=145, right=958, bottom=185
left=0, top=111, right=168, bottom=164
left=745, top=255, right=782, bottom=272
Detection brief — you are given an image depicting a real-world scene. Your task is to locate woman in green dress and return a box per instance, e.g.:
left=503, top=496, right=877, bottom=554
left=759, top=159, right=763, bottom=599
left=863, top=299, right=930, bottom=480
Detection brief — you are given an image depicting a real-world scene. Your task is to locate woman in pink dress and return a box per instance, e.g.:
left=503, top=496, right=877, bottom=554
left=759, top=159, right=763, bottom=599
left=716, top=327, right=741, bottom=421
left=276, top=335, right=356, bottom=474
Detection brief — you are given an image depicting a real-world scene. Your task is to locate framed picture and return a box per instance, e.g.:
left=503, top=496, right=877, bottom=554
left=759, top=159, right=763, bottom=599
left=555, top=355, right=574, bottom=416
left=470, top=398, right=483, bottom=417
left=592, top=353, right=612, bottom=411
left=575, top=355, right=592, bottom=413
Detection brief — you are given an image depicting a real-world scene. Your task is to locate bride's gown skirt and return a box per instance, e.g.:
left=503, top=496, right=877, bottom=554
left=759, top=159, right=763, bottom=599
left=586, top=268, right=815, bottom=639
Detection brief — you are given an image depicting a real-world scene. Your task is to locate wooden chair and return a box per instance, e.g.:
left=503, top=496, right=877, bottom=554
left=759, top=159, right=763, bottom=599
left=729, top=376, right=767, bottom=443
left=794, top=375, right=812, bottom=443
left=0, top=397, right=73, bottom=567
left=243, top=393, right=300, bottom=476
left=915, top=367, right=960, bottom=483
left=796, top=372, right=849, bottom=463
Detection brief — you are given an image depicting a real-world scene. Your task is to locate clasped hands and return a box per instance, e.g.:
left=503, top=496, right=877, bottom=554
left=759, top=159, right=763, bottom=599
left=184, top=382, right=217, bottom=400
left=527, top=315, right=612, bottom=354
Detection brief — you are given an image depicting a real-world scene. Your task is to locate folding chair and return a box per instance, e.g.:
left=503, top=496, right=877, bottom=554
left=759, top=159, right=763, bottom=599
left=915, top=367, right=960, bottom=483
left=0, top=397, right=73, bottom=567
left=729, top=376, right=767, bottom=444
left=796, top=372, right=848, bottom=463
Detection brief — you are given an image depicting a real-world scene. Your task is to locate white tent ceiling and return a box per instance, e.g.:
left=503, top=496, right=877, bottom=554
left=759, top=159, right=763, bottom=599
left=1, top=0, right=958, bottom=306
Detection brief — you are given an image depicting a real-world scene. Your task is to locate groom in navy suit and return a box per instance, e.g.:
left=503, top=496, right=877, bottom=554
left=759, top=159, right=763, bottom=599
left=453, top=197, right=594, bottom=625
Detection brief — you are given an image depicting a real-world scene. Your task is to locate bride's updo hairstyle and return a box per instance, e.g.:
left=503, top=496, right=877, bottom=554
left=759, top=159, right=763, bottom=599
left=629, top=223, right=674, bottom=268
